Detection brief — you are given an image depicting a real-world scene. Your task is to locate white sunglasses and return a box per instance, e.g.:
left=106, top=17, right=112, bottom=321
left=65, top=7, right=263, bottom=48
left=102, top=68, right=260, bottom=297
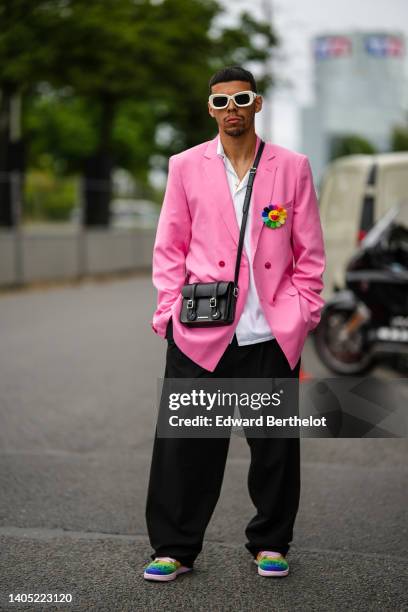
left=208, top=90, right=258, bottom=110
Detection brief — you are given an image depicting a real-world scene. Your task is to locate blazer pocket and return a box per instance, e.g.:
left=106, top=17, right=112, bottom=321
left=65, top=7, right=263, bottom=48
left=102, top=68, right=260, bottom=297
left=268, top=198, right=292, bottom=210
left=283, top=284, right=312, bottom=325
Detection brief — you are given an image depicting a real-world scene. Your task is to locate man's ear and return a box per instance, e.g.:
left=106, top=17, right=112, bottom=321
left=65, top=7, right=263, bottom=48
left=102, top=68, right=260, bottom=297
left=255, top=95, right=263, bottom=114
left=208, top=102, right=215, bottom=118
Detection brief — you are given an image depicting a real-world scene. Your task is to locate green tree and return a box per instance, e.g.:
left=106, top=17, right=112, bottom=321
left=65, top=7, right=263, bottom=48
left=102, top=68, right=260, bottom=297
left=47, top=0, right=277, bottom=224
left=146, top=3, right=277, bottom=154
left=330, top=134, right=377, bottom=160
left=0, top=0, right=59, bottom=225
left=24, top=92, right=157, bottom=184
left=391, top=125, right=408, bottom=152
left=1, top=0, right=278, bottom=225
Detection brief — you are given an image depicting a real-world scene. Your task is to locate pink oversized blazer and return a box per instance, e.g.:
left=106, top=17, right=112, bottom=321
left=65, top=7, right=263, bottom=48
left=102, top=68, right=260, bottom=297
left=151, top=133, right=326, bottom=372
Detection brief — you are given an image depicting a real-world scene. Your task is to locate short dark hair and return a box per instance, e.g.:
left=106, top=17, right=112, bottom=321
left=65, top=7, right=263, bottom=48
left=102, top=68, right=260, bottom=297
left=209, top=65, right=257, bottom=94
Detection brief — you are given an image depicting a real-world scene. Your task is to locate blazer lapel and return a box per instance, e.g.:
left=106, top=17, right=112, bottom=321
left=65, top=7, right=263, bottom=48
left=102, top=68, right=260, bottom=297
left=250, top=145, right=277, bottom=265
left=203, top=134, right=278, bottom=258
left=203, top=136, right=240, bottom=245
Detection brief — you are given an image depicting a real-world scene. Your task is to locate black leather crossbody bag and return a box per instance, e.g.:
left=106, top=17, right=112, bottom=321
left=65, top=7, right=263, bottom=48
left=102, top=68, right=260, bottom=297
left=180, top=139, right=265, bottom=327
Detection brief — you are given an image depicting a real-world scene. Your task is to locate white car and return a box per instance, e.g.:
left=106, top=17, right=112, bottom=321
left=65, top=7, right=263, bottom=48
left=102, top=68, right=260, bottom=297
left=318, top=151, right=408, bottom=298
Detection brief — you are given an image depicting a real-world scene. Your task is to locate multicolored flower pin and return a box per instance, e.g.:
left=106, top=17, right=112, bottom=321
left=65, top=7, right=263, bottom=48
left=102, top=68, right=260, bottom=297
left=261, top=204, right=287, bottom=229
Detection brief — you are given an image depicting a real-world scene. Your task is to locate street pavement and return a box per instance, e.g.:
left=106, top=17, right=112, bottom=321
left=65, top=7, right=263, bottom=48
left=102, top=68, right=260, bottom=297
left=0, top=274, right=407, bottom=611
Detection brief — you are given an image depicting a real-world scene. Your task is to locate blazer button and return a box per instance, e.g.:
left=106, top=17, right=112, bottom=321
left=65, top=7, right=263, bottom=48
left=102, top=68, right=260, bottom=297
left=265, top=261, right=271, bottom=269
left=219, top=260, right=225, bottom=267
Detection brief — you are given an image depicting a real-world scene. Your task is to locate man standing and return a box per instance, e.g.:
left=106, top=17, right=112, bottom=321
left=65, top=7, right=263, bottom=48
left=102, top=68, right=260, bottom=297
left=144, top=65, right=325, bottom=581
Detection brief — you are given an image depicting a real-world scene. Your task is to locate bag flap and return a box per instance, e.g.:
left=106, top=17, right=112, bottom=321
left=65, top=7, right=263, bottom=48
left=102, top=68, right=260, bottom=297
left=182, top=281, right=232, bottom=298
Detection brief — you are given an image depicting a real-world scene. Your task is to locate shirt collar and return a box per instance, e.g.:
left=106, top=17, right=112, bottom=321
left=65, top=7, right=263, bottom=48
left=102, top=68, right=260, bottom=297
left=216, top=134, right=225, bottom=158
left=216, top=133, right=260, bottom=159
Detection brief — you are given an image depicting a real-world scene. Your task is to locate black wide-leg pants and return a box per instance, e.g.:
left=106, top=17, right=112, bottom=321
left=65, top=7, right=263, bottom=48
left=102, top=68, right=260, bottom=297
left=145, top=318, right=301, bottom=568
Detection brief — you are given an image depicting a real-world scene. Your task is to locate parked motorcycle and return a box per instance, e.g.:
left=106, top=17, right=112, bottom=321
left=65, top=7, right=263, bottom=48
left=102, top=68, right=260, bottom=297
left=314, top=205, right=408, bottom=374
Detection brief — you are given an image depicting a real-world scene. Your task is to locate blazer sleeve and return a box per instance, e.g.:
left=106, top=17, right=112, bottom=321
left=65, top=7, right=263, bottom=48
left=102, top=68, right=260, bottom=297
left=151, top=155, right=192, bottom=338
left=291, top=155, right=326, bottom=331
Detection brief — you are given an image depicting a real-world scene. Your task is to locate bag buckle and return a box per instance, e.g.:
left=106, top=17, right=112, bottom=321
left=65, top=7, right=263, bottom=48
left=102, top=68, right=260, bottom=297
left=187, top=299, right=194, bottom=310
left=233, top=286, right=239, bottom=297
left=209, top=297, right=217, bottom=308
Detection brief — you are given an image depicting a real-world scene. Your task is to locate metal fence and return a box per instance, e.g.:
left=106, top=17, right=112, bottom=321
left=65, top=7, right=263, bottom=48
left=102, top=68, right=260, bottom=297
left=0, top=172, right=156, bottom=287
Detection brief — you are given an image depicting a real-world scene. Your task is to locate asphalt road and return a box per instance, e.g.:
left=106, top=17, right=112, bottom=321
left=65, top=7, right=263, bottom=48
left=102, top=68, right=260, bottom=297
left=0, top=274, right=407, bottom=611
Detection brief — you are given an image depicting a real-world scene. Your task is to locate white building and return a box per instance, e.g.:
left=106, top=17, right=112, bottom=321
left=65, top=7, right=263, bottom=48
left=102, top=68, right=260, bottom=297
left=301, top=31, right=407, bottom=182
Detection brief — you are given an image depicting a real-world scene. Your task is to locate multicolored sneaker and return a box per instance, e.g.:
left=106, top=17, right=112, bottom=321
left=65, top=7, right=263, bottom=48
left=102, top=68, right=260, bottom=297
left=254, top=551, right=289, bottom=577
left=143, top=556, right=193, bottom=582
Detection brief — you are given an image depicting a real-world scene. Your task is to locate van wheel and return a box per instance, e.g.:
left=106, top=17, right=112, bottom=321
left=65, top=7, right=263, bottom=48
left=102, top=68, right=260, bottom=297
left=313, top=306, right=374, bottom=375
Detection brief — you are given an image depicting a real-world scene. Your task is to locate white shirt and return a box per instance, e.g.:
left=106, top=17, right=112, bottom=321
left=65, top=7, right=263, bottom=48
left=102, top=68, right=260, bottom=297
left=217, top=136, right=275, bottom=345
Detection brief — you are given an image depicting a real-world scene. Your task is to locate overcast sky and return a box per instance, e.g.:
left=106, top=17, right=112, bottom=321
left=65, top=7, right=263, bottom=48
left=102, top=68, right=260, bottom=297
left=219, top=0, right=408, bottom=150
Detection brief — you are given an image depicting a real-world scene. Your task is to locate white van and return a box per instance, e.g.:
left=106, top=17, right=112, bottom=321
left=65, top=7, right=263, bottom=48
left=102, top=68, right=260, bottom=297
left=318, top=152, right=408, bottom=299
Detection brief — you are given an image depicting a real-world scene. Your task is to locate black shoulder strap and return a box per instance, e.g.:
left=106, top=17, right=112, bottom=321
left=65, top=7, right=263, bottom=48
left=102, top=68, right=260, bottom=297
left=233, top=139, right=265, bottom=294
